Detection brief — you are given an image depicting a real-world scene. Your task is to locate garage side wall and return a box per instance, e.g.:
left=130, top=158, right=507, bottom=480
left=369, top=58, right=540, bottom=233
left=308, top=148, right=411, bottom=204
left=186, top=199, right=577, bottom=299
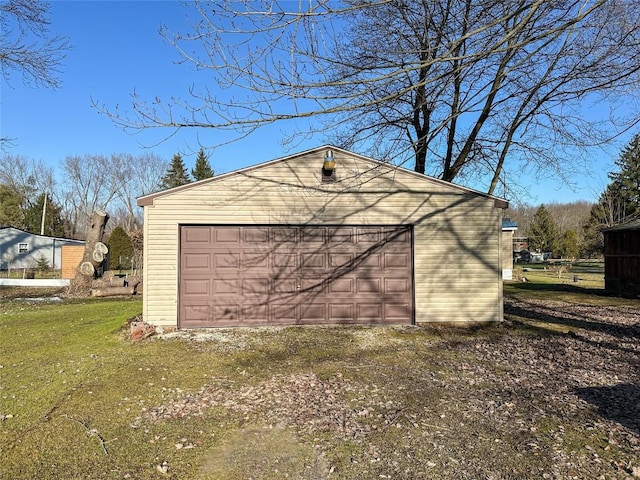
left=142, top=151, right=502, bottom=326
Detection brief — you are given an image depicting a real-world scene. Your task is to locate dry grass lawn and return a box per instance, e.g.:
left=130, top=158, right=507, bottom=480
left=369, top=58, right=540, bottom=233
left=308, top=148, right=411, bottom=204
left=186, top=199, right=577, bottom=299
left=1, top=282, right=638, bottom=479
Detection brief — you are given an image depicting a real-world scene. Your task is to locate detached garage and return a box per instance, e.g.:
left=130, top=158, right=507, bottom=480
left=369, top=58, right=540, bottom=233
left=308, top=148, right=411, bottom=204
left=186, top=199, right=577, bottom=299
left=137, top=146, right=508, bottom=328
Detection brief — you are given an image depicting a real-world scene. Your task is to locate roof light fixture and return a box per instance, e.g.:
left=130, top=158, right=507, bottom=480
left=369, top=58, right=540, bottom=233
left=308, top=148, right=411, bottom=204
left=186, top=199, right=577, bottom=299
left=323, top=150, right=335, bottom=172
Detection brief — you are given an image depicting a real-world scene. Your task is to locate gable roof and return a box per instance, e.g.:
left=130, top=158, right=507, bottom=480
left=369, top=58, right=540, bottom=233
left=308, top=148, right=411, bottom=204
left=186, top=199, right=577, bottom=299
left=137, top=145, right=508, bottom=209
left=502, top=218, right=518, bottom=231
left=602, top=219, right=640, bottom=232
left=0, top=226, right=85, bottom=244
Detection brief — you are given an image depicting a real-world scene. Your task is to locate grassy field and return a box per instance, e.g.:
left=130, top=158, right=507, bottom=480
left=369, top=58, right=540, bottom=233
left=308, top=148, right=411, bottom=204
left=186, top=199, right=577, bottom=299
left=1, top=280, right=638, bottom=479
left=513, top=260, right=604, bottom=287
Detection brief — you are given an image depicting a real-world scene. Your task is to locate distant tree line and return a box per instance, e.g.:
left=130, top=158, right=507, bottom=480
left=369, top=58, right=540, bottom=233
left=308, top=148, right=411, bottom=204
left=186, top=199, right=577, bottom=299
left=508, top=132, right=640, bottom=259
left=0, top=149, right=214, bottom=240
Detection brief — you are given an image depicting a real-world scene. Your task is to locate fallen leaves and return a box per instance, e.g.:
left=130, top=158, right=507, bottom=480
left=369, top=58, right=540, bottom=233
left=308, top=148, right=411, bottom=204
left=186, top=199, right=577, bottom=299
left=136, top=296, right=639, bottom=478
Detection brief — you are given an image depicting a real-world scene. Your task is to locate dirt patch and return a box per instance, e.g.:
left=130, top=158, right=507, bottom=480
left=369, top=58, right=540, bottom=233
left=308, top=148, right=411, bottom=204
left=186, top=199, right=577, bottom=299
left=198, top=427, right=329, bottom=480
left=0, top=286, right=66, bottom=299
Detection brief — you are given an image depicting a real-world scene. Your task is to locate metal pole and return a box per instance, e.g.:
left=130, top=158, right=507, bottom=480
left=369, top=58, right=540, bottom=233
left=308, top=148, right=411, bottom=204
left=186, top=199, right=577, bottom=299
left=40, top=192, right=47, bottom=235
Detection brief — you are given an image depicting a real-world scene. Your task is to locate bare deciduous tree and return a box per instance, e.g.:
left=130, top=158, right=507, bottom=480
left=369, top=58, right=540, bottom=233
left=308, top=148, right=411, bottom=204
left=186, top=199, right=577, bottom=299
left=97, top=0, right=640, bottom=195
left=61, top=152, right=167, bottom=236
left=0, top=154, right=56, bottom=206
left=112, top=153, right=168, bottom=231
left=1, top=0, right=71, bottom=149
left=0, top=0, right=70, bottom=88
left=62, top=154, right=123, bottom=236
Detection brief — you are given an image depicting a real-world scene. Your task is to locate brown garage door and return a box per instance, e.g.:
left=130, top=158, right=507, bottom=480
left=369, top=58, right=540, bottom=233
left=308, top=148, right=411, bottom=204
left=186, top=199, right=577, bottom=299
left=179, top=225, right=413, bottom=327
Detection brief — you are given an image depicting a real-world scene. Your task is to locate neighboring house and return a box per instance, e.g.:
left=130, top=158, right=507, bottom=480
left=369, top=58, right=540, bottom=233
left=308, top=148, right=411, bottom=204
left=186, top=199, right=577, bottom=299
left=0, top=227, right=85, bottom=271
left=512, top=236, right=529, bottom=263
left=501, top=219, right=518, bottom=280
left=603, top=219, right=640, bottom=297
left=137, top=145, right=509, bottom=328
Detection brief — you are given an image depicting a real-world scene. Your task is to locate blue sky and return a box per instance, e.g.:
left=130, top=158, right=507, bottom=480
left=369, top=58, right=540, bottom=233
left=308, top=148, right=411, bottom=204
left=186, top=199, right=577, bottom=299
left=0, top=1, right=633, bottom=204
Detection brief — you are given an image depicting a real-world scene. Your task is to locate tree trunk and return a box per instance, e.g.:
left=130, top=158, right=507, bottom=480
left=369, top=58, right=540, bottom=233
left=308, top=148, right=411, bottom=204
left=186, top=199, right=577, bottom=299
left=79, top=262, right=95, bottom=277
left=70, top=210, right=110, bottom=292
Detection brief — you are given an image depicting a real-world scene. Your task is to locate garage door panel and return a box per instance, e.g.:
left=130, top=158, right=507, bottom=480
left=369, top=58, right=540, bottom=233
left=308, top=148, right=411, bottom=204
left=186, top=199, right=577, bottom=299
left=329, top=253, right=352, bottom=267
left=384, top=278, right=410, bottom=293
left=386, top=229, right=410, bottom=242
left=183, top=304, right=210, bottom=323
left=243, top=304, right=269, bottom=323
left=274, top=278, right=298, bottom=294
left=356, top=278, right=381, bottom=294
left=384, top=252, right=410, bottom=268
left=271, top=304, right=298, bottom=323
left=215, top=228, right=240, bottom=242
left=273, top=253, right=297, bottom=270
left=183, top=279, right=210, bottom=296
left=244, top=252, right=269, bottom=269
left=272, top=228, right=298, bottom=243
left=328, top=277, right=353, bottom=294
left=359, top=253, right=381, bottom=268
left=301, top=252, right=324, bottom=269
left=184, top=227, right=211, bottom=244
left=385, top=303, right=411, bottom=321
left=357, top=303, right=382, bottom=322
left=300, top=303, right=326, bottom=322
left=213, top=305, right=239, bottom=322
left=356, top=228, right=381, bottom=244
left=299, top=277, right=324, bottom=292
left=329, top=303, right=354, bottom=321
left=180, top=225, right=413, bottom=327
left=183, top=253, right=210, bottom=269
left=213, top=278, right=238, bottom=294
left=243, top=227, right=269, bottom=243
left=327, top=227, right=353, bottom=244
left=242, top=277, right=270, bottom=294
left=301, top=228, right=324, bottom=243
left=214, top=252, right=240, bottom=268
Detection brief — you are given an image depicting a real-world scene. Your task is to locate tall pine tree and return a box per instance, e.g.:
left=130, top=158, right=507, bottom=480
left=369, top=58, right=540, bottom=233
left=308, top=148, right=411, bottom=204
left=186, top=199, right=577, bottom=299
left=191, top=148, right=214, bottom=181
left=608, top=133, right=640, bottom=221
left=161, top=153, right=191, bottom=189
left=22, top=193, right=65, bottom=237
left=527, top=205, right=559, bottom=254
left=0, top=185, right=23, bottom=227
left=582, top=133, right=640, bottom=256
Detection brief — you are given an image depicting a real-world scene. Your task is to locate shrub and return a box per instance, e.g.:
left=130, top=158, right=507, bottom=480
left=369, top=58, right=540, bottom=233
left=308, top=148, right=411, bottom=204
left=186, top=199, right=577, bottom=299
left=107, top=226, right=133, bottom=271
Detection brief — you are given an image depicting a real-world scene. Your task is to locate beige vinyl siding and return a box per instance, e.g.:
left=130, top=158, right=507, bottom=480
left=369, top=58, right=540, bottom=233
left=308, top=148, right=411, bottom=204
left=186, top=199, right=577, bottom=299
left=502, top=230, right=515, bottom=270
left=141, top=149, right=503, bottom=326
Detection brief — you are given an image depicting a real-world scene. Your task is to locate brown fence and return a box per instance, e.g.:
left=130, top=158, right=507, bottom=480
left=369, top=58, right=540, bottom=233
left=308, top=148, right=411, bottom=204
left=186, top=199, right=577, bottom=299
left=61, top=245, right=85, bottom=279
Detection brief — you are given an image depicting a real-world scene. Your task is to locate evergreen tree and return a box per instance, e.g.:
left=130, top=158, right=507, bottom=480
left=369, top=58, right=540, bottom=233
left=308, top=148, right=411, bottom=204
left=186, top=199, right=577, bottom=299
left=160, top=153, right=191, bottom=189
left=559, top=230, right=579, bottom=260
left=582, top=133, right=640, bottom=256
left=22, top=193, right=65, bottom=237
left=608, top=133, right=640, bottom=220
left=107, top=226, right=133, bottom=271
left=191, top=148, right=214, bottom=181
left=0, top=185, right=23, bottom=227
left=527, top=205, right=559, bottom=254
left=36, top=254, right=50, bottom=272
